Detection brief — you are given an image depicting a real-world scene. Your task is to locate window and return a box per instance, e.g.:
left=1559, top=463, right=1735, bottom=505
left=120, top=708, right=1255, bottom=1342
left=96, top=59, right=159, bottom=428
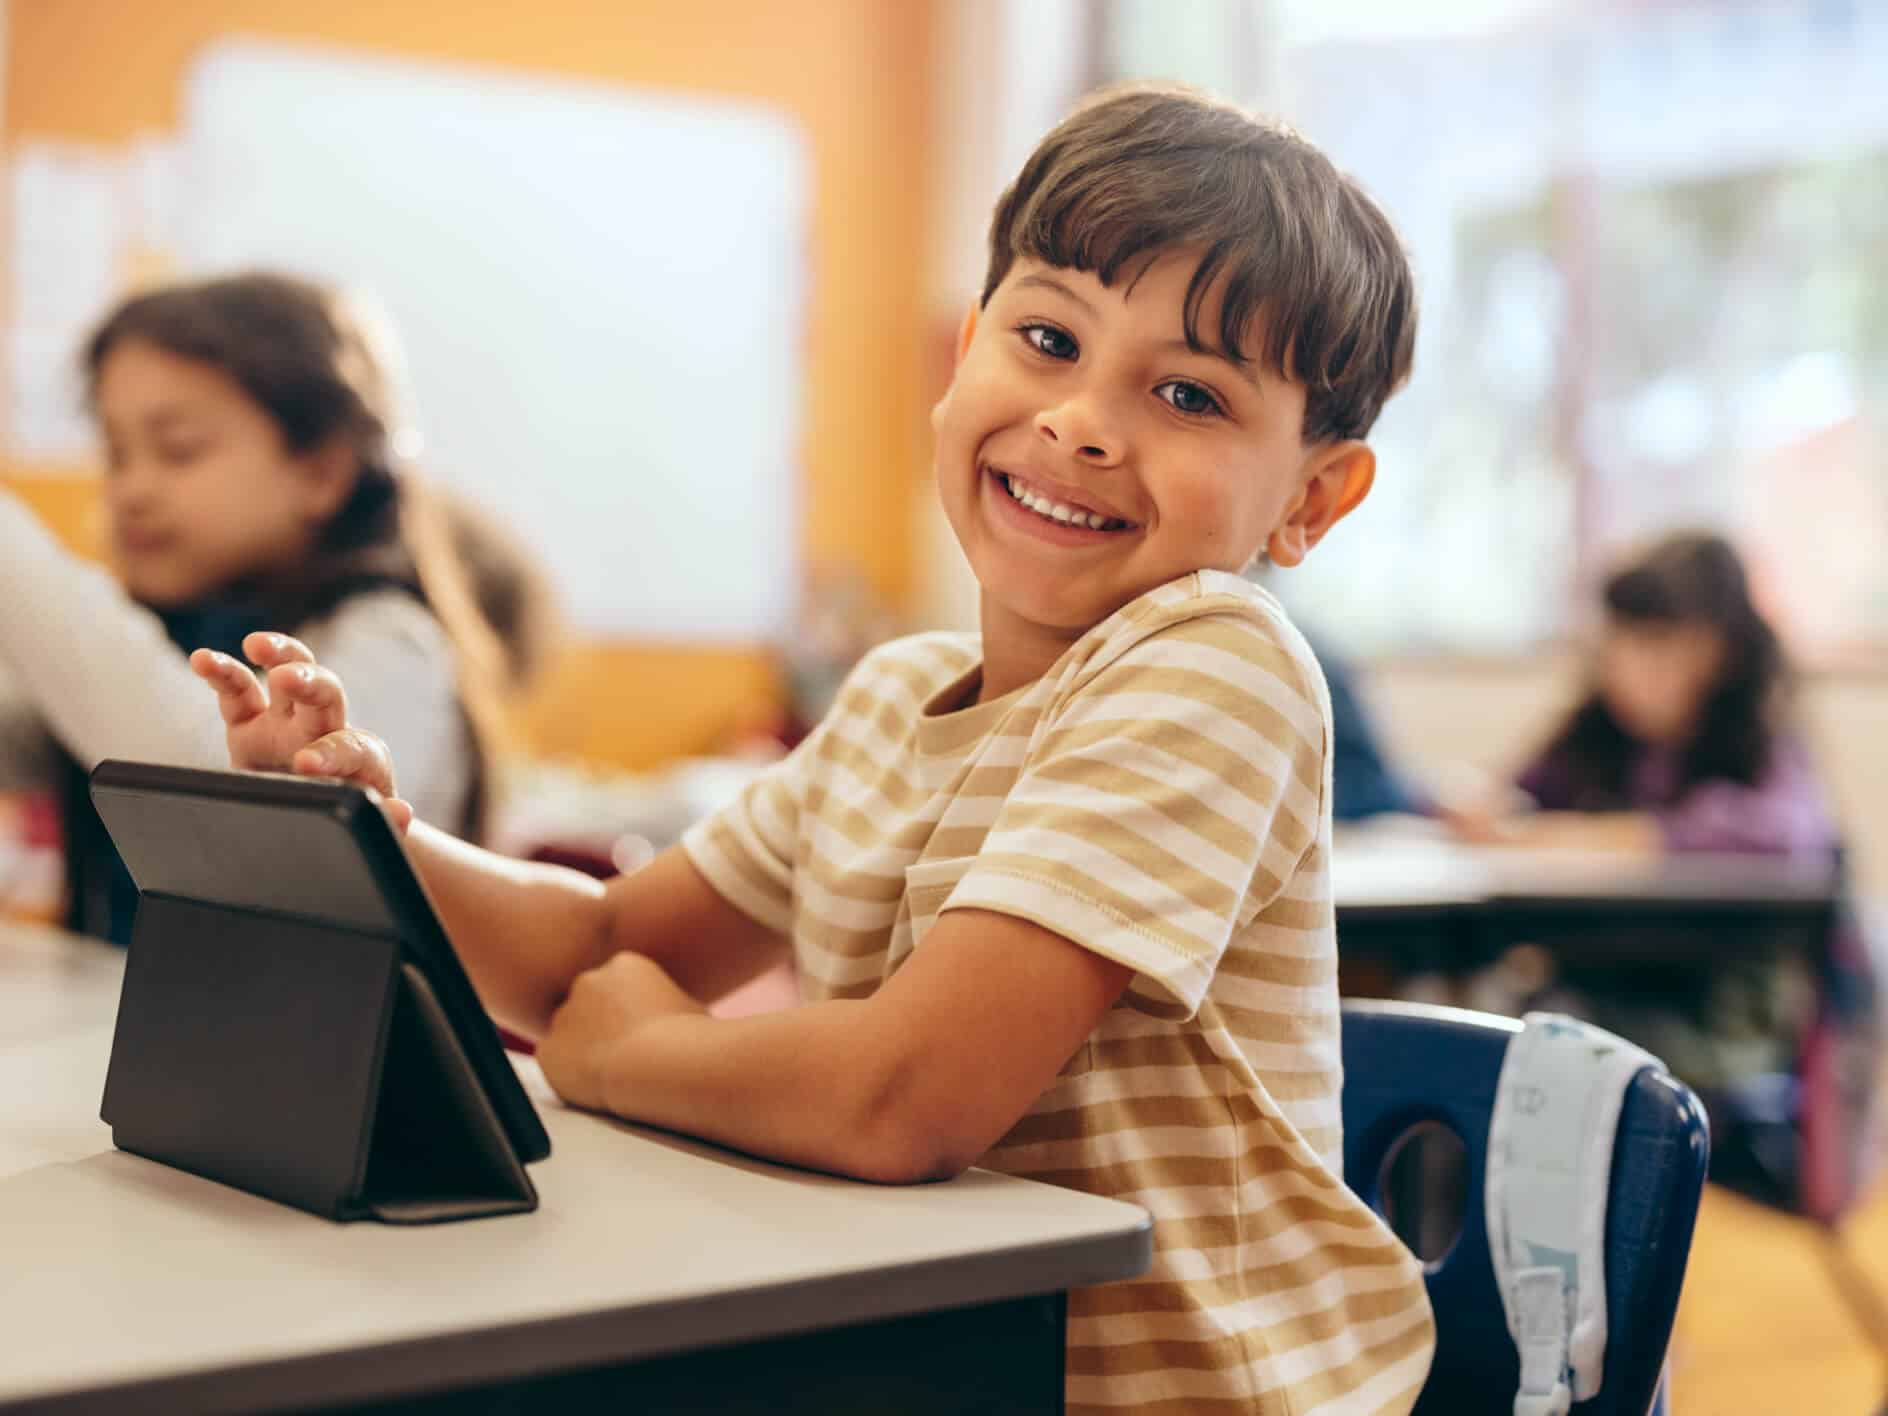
left=1096, top=0, right=1888, bottom=660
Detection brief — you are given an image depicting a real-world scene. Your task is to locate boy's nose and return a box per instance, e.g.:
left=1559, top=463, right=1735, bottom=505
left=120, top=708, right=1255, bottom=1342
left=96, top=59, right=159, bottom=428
left=1034, top=399, right=1122, bottom=467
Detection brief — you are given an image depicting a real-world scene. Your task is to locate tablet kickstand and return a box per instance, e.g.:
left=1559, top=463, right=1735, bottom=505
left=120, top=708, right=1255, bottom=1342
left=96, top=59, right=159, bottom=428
left=360, top=964, right=538, bottom=1224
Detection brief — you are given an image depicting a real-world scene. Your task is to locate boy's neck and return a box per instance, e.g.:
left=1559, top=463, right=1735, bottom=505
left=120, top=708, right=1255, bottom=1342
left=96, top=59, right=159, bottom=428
left=974, top=590, right=1088, bottom=705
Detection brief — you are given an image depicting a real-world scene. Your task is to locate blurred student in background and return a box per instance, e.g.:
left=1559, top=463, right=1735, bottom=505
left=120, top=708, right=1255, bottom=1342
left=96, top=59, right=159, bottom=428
left=1447, top=530, right=1837, bottom=858
left=1445, top=532, right=1876, bottom=1211
left=0, top=272, right=555, bottom=940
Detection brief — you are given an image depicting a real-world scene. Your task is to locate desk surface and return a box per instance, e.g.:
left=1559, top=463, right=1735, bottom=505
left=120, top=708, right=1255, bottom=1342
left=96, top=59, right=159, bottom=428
left=0, top=924, right=1151, bottom=1415
left=1333, top=826, right=1838, bottom=914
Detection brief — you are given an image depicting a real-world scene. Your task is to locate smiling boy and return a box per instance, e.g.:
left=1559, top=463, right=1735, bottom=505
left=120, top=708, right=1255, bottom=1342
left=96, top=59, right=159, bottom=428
left=196, top=84, right=1433, bottom=1413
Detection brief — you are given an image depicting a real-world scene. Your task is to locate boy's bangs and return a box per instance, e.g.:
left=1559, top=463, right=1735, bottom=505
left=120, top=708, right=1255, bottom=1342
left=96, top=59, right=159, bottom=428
left=1005, top=179, right=1299, bottom=379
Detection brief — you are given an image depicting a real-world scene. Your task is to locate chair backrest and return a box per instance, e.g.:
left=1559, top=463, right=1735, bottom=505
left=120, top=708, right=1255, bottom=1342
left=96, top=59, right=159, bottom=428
left=1342, top=1000, right=1710, bottom=1416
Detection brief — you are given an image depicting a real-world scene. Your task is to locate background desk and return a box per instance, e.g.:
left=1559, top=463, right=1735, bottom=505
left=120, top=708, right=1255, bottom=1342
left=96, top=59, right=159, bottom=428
left=0, top=924, right=1151, bottom=1415
left=1333, top=830, right=1848, bottom=1215
left=1333, top=830, right=1839, bottom=979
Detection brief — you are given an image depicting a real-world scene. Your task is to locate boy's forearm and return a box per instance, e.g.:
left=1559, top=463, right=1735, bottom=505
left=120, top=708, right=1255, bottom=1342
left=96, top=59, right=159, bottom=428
left=403, top=821, right=616, bottom=1036
left=598, top=1003, right=945, bottom=1184
left=402, top=830, right=789, bottom=1038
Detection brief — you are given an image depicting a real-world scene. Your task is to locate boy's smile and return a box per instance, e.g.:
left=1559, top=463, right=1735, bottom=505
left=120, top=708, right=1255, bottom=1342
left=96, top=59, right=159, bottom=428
left=985, top=467, right=1138, bottom=538
left=932, top=253, right=1374, bottom=697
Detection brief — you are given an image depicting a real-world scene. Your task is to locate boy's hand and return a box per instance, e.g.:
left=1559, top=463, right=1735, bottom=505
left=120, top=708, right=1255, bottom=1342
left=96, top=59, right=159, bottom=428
left=188, top=631, right=415, bottom=835
left=538, top=954, right=707, bottom=1112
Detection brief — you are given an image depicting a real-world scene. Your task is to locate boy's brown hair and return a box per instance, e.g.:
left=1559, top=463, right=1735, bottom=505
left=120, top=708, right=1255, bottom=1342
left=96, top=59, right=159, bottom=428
left=982, top=83, right=1416, bottom=444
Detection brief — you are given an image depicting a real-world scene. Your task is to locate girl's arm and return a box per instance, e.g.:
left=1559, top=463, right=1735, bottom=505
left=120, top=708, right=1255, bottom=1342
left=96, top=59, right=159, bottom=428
left=1487, top=810, right=1663, bottom=854
left=0, top=492, right=229, bottom=770
left=1468, top=741, right=1835, bottom=858
left=0, top=494, right=475, bottom=831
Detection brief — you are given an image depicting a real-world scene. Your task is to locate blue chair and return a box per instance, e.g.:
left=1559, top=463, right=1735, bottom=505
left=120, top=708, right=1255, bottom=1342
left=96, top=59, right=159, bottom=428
left=1343, top=1000, right=1710, bottom=1416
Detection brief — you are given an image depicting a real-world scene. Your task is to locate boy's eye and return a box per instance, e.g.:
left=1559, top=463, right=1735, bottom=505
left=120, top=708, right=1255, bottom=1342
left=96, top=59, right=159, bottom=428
left=1020, top=323, right=1078, bottom=361
left=1156, top=380, right=1224, bottom=418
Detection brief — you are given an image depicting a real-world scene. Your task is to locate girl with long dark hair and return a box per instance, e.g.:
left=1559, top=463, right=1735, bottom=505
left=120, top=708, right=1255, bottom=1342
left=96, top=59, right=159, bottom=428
left=1455, top=531, right=1836, bottom=856
left=0, top=272, right=554, bottom=939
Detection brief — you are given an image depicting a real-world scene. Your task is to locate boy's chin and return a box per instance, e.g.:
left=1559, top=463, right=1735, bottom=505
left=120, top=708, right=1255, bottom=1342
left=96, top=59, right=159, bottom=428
left=988, top=581, right=1130, bottom=637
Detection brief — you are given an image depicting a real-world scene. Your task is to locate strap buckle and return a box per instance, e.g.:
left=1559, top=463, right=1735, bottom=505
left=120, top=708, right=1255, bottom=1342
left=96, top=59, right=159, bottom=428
left=1512, top=1266, right=1574, bottom=1416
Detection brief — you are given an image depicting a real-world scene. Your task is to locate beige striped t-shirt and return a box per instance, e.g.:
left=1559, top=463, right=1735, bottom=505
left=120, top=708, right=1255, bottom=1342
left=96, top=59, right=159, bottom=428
left=684, top=569, right=1435, bottom=1414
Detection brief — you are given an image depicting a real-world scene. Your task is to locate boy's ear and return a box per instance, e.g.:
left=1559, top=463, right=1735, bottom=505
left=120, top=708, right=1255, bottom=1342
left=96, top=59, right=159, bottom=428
left=932, top=303, right=983, bottom=431
left=1266, top=441, right=1375, bottom=568
left=955, top=303, right=980, bottom=366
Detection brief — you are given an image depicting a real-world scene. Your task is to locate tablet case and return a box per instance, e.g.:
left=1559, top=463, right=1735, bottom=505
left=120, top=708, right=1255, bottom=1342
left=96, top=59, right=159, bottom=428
left=99, top=892, right=538, bottom=1223
left=91, top=772, right=539, bottom=1223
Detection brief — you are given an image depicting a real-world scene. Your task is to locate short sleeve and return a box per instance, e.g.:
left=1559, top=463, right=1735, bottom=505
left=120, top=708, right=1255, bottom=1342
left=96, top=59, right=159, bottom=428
left=942, top=609, right=1327, bottom=1016
left=683, top=634, right=978, bottom=940
left=680, top=742, right=814, bottom=936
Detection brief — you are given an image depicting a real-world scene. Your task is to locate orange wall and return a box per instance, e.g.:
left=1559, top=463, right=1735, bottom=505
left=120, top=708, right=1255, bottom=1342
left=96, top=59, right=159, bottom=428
left=3, top=0, right=936, bottom=769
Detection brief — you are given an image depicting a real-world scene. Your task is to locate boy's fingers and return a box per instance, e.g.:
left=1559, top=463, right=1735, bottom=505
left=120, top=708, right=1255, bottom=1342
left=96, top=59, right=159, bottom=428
left=372, top=793, right=415, bottom=836
left=291, top=728, right=396, bottom=797
left=189, top=649, right=268, bottom=725
left=265, top=662, right=348, bottom=734
left=241, top=631, right=318, bottom=669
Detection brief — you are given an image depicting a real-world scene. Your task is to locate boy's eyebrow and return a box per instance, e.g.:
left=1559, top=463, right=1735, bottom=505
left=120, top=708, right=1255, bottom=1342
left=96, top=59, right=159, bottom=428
left=1013, top=272, right=1097, bottom=316
left=1157, top=338, right=1263, bottom=391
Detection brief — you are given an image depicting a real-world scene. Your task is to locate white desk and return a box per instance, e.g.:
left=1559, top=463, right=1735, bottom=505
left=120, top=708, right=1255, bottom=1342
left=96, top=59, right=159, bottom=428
left=1334, top=823, right=1838, bottom=912
left=1332, top=823, right=1840, bottom=974
left=0, top=925, right=1150, bottom=1415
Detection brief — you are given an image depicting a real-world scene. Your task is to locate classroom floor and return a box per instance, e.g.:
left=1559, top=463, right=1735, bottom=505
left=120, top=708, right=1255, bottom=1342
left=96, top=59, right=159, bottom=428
left=1673, top=1180, right=1888, bottom=1414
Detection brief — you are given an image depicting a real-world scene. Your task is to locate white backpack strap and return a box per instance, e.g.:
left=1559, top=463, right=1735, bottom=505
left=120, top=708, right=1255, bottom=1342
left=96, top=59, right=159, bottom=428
left=1486, top=1013, right=1661, bottom=1416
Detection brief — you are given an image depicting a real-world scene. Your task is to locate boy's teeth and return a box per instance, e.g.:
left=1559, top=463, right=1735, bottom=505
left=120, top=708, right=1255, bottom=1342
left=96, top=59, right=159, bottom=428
left=1002, top=473, right=1121, bottom=531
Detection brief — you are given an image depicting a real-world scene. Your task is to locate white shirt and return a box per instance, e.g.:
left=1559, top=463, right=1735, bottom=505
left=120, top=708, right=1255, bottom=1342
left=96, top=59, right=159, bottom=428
left=0, top=491, right=471, bottom=830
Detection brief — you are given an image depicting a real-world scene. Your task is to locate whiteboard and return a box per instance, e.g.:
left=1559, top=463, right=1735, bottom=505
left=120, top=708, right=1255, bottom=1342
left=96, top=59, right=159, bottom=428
left=179, top=39, right=808, bottom=639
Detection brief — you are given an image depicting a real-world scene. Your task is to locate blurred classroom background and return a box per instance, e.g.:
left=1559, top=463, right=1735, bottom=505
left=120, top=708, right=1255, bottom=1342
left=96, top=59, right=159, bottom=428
left=4, top=2, right=1887, bottom=1411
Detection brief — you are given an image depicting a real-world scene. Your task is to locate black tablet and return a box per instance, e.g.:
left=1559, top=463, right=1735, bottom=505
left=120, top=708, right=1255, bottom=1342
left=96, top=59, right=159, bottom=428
left=89, top=759, right=551, bottom=1168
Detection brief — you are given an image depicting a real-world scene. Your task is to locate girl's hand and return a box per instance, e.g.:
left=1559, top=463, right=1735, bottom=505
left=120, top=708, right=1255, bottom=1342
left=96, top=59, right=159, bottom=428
left=537, top=954, right=708, bottom=1113
left=1437, top=801, right=1517, bottom=846
left=188, top=631, right=415, bottom=835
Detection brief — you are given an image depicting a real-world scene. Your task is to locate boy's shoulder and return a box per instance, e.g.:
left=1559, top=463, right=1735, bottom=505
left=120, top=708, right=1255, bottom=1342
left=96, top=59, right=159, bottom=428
left=827, top=630, right=982, bottom=717
left=1067, top=569, right=1331, bottom=718
left=857, top=628, right=982, bottom=672
left=823, top=574, right=1333, bottom=739
left=853, top=629, right=981, bottom=682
